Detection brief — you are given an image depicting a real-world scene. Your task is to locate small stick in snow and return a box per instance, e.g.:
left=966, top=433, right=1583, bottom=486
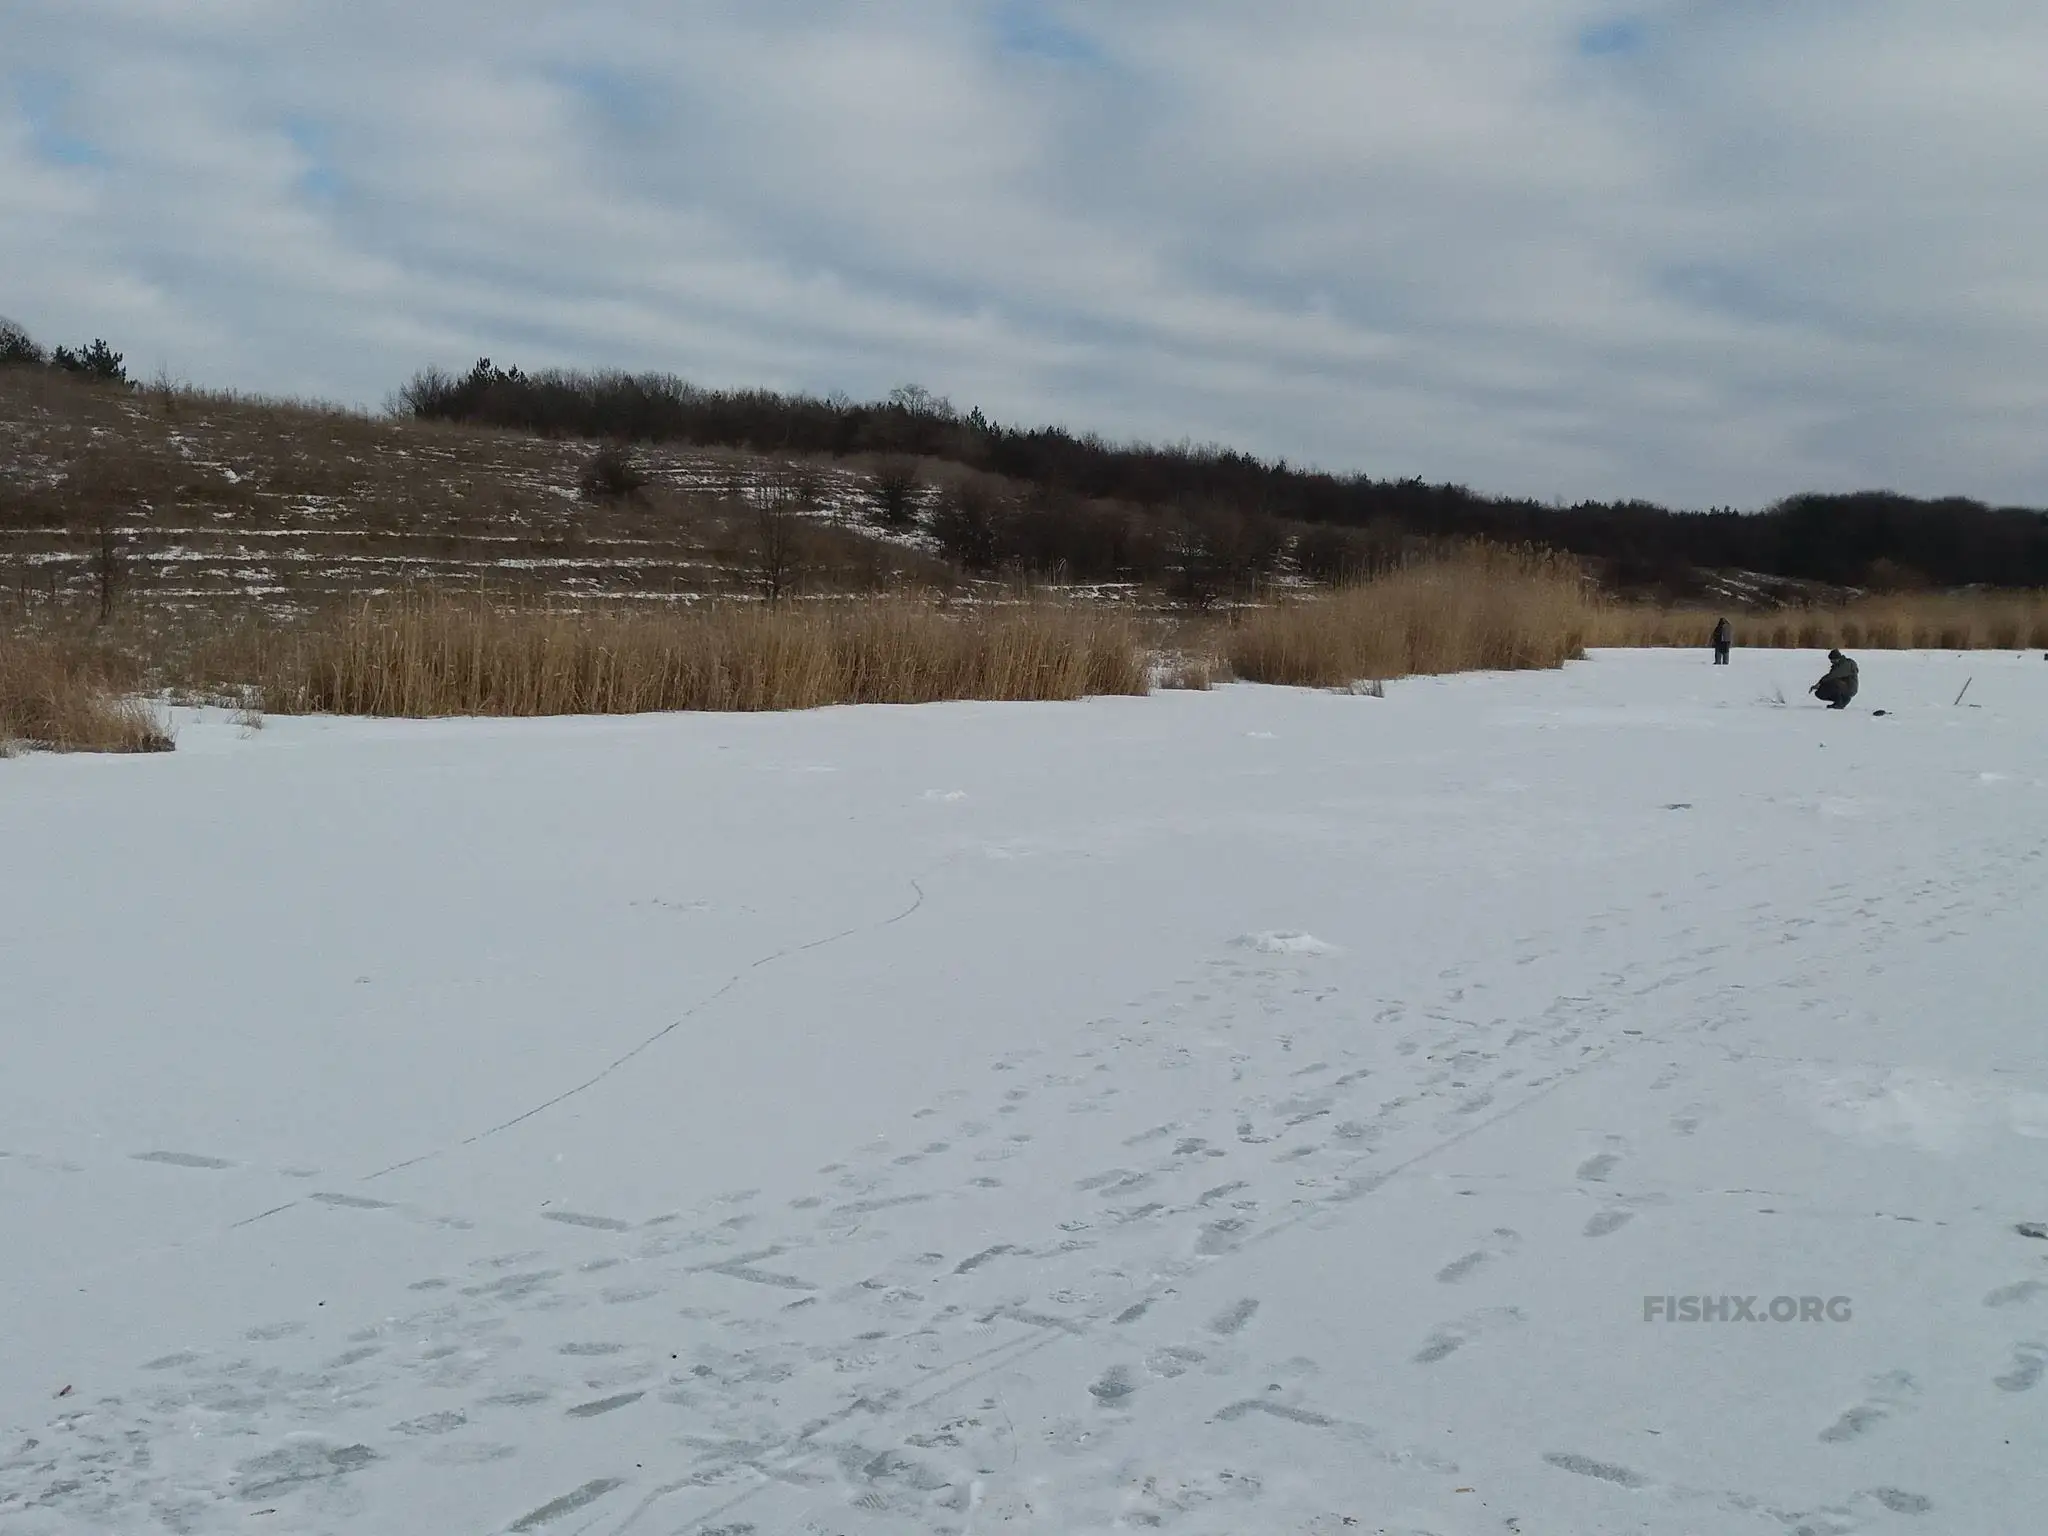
left=1955, top=677, right=1974, bottom=705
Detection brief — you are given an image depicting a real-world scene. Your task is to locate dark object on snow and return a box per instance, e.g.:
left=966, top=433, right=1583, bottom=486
left=1711, top=617, right=1732, bottom=665
left=2018, top=1222, right=2048, bottom=1240
left=1810, top=649, right=1858, bottom=709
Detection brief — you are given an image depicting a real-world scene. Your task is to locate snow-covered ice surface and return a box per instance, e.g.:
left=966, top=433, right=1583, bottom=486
left=4, top=650, right=2046, bottom=1534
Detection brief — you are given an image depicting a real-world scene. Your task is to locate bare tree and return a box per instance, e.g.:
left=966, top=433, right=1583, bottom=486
left=886, top=383, right=953, bottom=419
left=750, top=476, right=814, bottom=603
left=86, top=505, right=127, bottom=623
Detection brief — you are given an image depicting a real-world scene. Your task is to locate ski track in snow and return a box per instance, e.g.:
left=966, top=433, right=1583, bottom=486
left=4, top=654, right=2046, bottom=1535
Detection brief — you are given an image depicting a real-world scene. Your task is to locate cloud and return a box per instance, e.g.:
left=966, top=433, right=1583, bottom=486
left=3, top=0, right=2046, bottom=507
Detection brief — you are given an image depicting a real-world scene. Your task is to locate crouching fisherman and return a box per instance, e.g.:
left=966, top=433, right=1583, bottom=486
left=1810, top=649, right=1858, bottom=709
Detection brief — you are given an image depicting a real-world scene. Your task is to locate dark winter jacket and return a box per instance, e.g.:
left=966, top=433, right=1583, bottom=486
left=1814, top=653, right=1859, bottom=700
left=1712, top=619, right=1732, bottom=646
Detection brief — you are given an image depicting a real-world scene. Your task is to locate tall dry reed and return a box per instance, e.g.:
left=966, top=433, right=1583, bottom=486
left=1226, top=546, right=1595, bottom=688
left=0, top=636, right=174, bottom=753
left=1589, top=592, right=2048, bottom=652
left=205, top=593, right=1147, bottom=717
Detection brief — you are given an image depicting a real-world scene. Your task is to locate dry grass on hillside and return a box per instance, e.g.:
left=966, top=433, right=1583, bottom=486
left=0, top=633, right=173, bottom=753
left=192, top=593, right=1148, bottom=717
left=0, top=368, right=955, bottom=614
left=1224, top=546, right=1595, bottom=687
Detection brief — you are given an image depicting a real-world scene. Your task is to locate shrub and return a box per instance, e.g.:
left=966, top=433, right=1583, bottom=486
left=578, top=444, right=648, bottom=501
left=867, top=458, right=922, bottom=531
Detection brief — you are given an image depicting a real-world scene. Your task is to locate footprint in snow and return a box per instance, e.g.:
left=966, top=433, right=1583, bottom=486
left=1542, top=1451, right=1649, bottom=1488
left=1819, top=1370, right=1918, bottom=1442
left=392, top=1411, right=467, bottom=1436
left=1413, top=1306, right=1524, bottom=1363
left=1089, top=1364, right=1137, bottom=1404
left=1994, top=1344, right=2046, bottom=1393
left=133, top=1150, right=233, bottom=1170
left=1209, top=1298, right=1261, bottom=1336
left=1435, top=1229, right=1522, bottom=1284
left=1983, top=1280, right=2047, bottom=1309
left=1575, top=1143, right=1623, bottom=1182
left=1146, top=1344, right=1205, bottom=1378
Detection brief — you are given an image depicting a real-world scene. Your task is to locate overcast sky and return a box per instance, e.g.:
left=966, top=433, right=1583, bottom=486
left=6, top=1, right=2047, bottom=509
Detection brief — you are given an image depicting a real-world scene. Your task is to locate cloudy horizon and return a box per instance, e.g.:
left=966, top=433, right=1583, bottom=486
left=6, top=1, right=2047, bottom=511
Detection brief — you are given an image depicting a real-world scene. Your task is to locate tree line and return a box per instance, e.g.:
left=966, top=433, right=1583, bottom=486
left=10, top=319, right=2043, bottom=594
left=398, top=360, right=2048, bottom=592
left=0, top=317, right=128, bottom=383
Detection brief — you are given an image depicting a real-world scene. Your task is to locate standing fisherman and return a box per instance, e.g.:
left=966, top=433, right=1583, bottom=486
left=1711, top=616, right=1733, bottom=665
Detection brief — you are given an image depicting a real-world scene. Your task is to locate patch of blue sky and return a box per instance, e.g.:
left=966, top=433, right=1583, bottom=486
left=1656, top=262, right=1817, bottom=328
left=1578, top=17, right=1647, bottom=58
left=546, top=62, right=661, bottom=133
left=282, top=117, right=343, bottom=201
left=993, top=0, right=1106, bottom=67
left=12, top=73, right=104, bottom=167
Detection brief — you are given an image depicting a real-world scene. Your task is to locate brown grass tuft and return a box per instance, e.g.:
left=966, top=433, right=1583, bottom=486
left=1152, top=652, right=1222, bottom=690
left=0, top=636, right=174, bottom=753
left=1226, top=545, right=1594, bottom=688
left=197, top=592, right=1147, bottom=717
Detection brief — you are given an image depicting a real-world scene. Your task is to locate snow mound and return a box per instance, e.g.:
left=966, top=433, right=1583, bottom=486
left=1792, top=1067, right=2048, bottom=1153
left=1235, top=930, right=1338, bottom=955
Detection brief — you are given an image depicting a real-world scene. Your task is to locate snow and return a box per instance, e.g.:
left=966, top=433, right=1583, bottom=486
left=1234, top=932, right=1339, bottom=957
left=3, top=648, right=2046, bottom=1534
